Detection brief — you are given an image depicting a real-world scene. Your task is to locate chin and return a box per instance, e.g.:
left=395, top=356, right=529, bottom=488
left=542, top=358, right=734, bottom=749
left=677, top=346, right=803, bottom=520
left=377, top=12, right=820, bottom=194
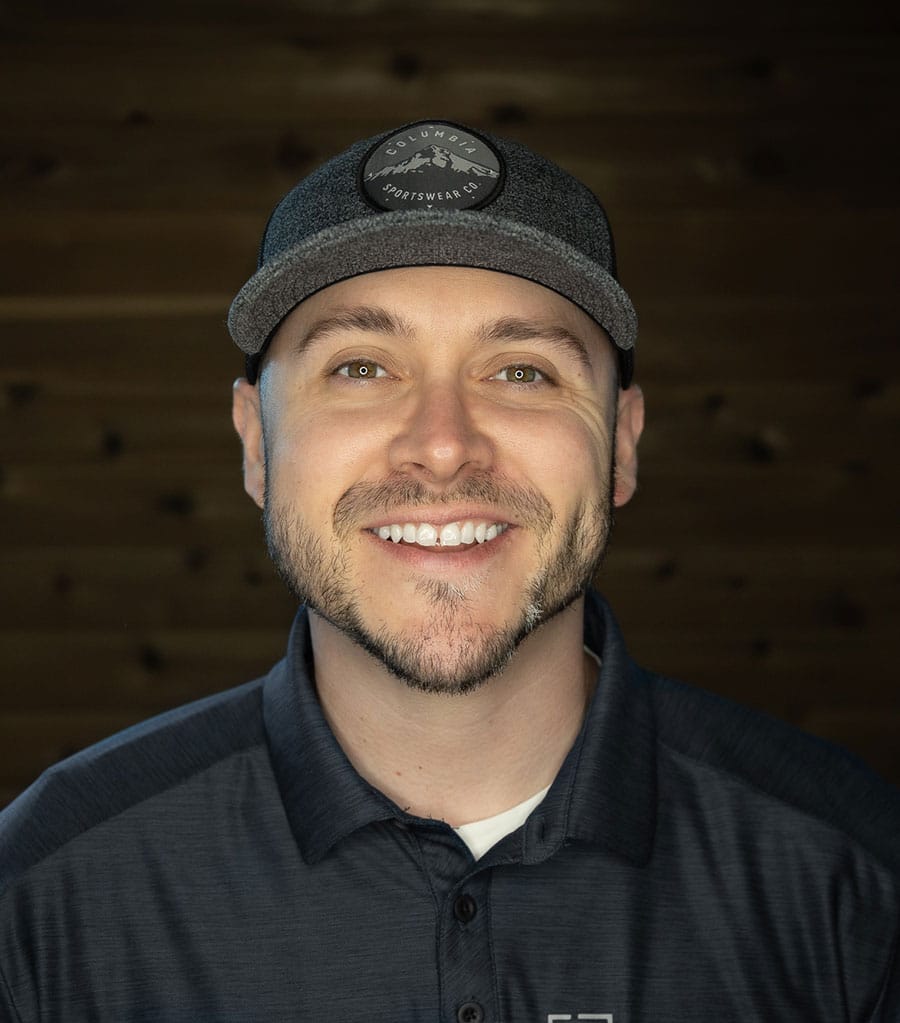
left=330, top=581, right=582, bottom=697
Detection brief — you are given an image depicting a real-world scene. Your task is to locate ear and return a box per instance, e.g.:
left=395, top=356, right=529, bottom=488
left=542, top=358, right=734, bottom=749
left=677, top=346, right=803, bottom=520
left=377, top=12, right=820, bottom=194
left=613, top=383, right=645, bottom=508
left=232, top=378, right=266, bottom=509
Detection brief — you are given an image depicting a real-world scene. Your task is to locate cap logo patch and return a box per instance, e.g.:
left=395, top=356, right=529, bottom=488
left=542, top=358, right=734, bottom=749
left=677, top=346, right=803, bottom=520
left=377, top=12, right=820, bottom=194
left=360, top=121, right=503, bottom=211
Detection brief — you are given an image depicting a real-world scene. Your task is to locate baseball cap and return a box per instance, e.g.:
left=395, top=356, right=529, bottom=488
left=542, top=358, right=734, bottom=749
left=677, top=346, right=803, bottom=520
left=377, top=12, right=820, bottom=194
left=228, top=119, right=637, bottom=387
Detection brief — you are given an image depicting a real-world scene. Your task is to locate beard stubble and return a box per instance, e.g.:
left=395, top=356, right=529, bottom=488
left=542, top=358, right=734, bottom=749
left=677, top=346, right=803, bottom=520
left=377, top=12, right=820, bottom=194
left=263, top=468, right=615, bottom=696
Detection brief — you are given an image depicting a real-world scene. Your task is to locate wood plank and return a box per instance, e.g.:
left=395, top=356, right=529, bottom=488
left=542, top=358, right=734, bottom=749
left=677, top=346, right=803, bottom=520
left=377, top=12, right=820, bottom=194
left=4, top=111, right=896, bottom=217
left=0, top=210, right=897, bottom=316
left=0, top=394, right=238, bottom=460
left=615, top=465, right=896, bottom=546
left=0, top=619, right=895, bottom=712
left=1, top=9, right=896, bottom=218
left=0, top=315, right=241, bottom=397
left=0, top=212, right=258, bottom=296
left=1, top=546, right=294, bottom=630
left=4, top=0, right=894, bottom=33
left=2, top=543, right=895, bottom=632
left=614, top=625, right=900, bottom=711
left=635, top=296, right=900, bottom=377
left=613, top=209, right=900, bottom=305
left=0, top=461, right=259, bottom=545
left=0, top=621, right=888, bottom=716
left=1, top=13, right=895, bottom=127
left=799, top=709, right=900, bottom=786
left=2, top=297, right=896, bottom=388
left=2, top=379, right=897, bottom=464
left=0, top=456, right=893, bottom=546
left=0, top=628, right=290, bottom=715
left=2, top=385, right=896, bottom=542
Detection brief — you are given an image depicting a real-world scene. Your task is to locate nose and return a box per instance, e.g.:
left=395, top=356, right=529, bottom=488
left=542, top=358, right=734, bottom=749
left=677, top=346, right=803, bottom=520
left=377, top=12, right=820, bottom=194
left=388, top=380, right=493, bottom=486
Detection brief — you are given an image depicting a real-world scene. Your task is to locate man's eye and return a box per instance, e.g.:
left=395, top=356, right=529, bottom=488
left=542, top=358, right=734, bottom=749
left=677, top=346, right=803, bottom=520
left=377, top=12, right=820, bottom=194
left=493, top=364, right=546, bottom=384
left=336, top=360, right=387, bottom=379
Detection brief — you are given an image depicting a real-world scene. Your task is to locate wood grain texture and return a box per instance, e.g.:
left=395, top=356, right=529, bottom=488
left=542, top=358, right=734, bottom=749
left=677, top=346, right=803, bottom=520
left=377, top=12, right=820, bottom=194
left=1, top=0, right=898, bottom=801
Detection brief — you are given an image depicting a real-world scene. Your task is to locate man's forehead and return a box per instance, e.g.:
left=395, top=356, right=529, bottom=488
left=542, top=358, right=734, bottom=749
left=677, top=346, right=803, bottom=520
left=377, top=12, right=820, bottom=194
left=274, top=266, right=613, bottom=353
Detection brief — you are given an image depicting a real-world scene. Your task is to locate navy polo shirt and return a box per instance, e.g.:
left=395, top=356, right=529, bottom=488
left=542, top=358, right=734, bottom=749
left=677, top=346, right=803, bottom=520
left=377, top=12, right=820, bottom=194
left=1, top=591, right=898, bottom=1021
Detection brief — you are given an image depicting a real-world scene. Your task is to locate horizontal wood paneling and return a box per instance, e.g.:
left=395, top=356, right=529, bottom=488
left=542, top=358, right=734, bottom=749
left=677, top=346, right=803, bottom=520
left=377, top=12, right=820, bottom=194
left=2, top=626, right=896, bottom=717
left=1, top=0, right=897, bottom=802
left=3, top=381, right=895, bottom=466
left=2, top=544, right=895, bottom=634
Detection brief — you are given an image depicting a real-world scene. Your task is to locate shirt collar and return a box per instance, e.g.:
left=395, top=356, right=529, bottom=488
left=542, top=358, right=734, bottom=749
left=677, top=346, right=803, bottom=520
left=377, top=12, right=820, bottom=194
left=262, top=591, right=657, bottom=867
left=550, top=588, right=657, bottom=866
left=261, top=612, right=399, bottom=864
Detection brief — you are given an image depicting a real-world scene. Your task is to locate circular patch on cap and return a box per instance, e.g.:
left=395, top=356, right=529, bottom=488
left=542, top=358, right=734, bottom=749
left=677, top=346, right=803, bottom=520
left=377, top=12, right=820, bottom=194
left=359, top=120, right=504, bottom=212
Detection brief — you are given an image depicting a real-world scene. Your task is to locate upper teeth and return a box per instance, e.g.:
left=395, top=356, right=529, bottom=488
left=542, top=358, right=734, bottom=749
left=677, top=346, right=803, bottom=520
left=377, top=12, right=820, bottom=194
left=374, top=521, right=509, bottom=547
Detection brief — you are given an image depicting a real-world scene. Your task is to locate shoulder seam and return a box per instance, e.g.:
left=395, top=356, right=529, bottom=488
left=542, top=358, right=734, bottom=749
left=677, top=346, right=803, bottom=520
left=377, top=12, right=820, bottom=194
left=658, top=737, right=900, bottom=878
left=0, top=738, right=264, bottom=901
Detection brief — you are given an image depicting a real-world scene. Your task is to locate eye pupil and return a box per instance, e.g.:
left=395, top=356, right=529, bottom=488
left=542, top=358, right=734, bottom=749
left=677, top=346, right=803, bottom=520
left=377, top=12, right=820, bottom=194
left=508, top=365, right=535, bottom=383
left=345, top=360, right=378, bottom=378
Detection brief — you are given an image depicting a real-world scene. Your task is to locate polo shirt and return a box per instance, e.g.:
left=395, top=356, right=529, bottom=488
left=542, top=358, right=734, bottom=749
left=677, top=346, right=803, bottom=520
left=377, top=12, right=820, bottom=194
left=1, top=591, right=898, bottom=1022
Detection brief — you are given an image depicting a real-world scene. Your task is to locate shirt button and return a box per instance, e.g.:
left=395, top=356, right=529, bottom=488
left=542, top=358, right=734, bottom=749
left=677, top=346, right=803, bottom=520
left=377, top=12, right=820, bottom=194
left=453, top=894, right=478, bottom=924
left=457, top=1001, right=484, bottom=1023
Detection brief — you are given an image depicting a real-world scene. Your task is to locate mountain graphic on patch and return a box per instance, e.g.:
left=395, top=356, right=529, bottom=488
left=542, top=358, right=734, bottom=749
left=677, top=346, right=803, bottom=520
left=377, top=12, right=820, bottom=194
left=365, top=145, right=500, bottom=180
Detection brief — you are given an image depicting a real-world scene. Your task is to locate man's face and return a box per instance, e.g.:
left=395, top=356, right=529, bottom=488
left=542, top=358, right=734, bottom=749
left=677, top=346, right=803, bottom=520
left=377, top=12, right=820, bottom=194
left=233, top=267, right=643, bottom=694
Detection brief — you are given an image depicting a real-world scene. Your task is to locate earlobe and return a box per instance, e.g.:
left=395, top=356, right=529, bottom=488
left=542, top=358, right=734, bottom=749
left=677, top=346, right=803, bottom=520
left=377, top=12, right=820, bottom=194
left=231, top=378, right=266, bottom=509
left=613, top=383, right=645, bottom=508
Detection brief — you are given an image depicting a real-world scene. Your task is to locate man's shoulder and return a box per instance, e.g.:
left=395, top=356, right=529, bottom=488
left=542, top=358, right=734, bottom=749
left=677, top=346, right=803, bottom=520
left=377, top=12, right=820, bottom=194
left=641, top=666, right=900, bottom=873
left=0, top=674, right=269, bottom=896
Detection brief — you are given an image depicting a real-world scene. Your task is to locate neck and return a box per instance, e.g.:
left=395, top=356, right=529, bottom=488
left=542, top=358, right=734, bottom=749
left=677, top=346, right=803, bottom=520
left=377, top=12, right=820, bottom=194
left=309, top=599, right=594, bottom=826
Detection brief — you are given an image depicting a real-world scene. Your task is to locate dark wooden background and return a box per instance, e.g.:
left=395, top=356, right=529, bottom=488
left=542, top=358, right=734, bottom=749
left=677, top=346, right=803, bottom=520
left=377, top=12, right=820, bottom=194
left=1, top=0, right=898, bottom=805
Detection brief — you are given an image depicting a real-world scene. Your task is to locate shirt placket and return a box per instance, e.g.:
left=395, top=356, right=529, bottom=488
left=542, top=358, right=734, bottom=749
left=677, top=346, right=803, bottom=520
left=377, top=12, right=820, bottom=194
left=413, top=825, right=497, bottom=1023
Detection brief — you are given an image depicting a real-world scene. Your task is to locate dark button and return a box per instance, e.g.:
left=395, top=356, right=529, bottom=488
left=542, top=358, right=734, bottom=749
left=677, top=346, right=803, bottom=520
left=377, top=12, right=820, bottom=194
left=457, top=1001, right=484, bottom=1023
left=453, top=893, right=478, bottom=924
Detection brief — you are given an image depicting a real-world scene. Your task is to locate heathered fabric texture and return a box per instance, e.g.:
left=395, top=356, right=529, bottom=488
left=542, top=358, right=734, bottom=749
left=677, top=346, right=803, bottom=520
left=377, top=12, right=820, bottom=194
left=227, top=123, right=637, bottom=383
left=1, top=592, right=898, bottom=1022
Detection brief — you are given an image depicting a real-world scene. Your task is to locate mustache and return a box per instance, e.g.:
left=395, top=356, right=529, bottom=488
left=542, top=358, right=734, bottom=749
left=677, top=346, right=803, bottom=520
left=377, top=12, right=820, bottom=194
left=333, top=473, right=555, bottom=536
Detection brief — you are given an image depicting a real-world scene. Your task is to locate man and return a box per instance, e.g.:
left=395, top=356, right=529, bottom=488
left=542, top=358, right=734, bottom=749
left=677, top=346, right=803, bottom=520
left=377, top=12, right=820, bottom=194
left=1, top=120, right=897, bottom=1021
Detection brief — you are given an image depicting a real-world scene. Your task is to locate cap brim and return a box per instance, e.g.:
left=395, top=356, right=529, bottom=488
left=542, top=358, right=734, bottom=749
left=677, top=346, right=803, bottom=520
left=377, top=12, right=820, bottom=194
left=228, top=209, right=637, bottom=362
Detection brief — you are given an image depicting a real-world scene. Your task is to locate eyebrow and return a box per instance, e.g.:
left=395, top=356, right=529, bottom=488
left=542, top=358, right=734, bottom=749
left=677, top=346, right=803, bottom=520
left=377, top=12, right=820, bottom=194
left=288, top=305, right=413, bottom=358
left=476, top=316, right=594, bottom=373
left=287, top=305, right=595, bottom=373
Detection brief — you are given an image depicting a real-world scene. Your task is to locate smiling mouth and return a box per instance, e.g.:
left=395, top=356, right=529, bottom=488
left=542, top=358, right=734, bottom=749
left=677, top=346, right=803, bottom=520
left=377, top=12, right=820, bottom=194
left=371, top=520, right=510, bottom=549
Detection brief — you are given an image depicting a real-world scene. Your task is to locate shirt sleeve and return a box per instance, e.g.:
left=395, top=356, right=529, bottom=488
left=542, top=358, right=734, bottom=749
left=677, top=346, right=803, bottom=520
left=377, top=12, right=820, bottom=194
left=872, top=927, right=900, bottom=1022
left=0, top=959, right=26, bottom=1023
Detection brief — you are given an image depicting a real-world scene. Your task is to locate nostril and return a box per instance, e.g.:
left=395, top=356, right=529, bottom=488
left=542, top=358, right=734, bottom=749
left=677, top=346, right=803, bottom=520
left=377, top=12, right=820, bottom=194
left=389, top=416, right=493, bottom=482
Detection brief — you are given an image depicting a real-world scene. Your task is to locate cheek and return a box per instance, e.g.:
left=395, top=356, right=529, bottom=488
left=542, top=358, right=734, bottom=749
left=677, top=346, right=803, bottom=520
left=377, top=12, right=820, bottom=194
left=491, top=409, right=613, bottom=494
left=265, top=410, right=392, bottom=511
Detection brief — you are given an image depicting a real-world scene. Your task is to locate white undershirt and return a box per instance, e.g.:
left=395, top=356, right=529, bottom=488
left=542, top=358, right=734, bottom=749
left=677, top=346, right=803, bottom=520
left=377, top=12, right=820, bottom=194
left=453, top=784, right=552, bottom=860
left=451, top=645, right=601, bottom=860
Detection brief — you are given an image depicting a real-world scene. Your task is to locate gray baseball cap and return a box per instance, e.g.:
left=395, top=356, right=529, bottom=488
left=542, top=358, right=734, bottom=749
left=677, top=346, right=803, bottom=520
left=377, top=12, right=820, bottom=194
left=228, top=119, right=637, bottom=387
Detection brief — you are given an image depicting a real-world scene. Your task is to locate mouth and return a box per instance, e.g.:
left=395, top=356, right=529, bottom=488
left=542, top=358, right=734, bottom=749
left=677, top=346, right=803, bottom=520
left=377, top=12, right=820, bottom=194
left=370, top=519, right=511, bottom=550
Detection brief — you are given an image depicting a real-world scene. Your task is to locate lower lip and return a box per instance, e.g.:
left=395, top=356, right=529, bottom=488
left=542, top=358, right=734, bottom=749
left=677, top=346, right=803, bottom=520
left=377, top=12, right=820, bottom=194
left=363, top=527, right=514, bottom=572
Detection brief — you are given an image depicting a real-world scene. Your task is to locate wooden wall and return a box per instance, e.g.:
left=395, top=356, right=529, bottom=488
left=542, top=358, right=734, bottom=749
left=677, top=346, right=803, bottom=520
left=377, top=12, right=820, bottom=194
left=1, top=0, right=898, bottom=804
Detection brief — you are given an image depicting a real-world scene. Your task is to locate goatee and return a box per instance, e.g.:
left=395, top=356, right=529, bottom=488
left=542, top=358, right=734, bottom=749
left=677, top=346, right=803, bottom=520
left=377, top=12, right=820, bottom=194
left=264, top=471, right=614, bottom=695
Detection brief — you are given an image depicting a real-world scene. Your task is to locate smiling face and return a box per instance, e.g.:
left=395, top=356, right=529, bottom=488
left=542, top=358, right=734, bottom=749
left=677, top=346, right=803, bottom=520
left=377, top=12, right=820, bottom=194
left=232, top=266, right=643, bottom=694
